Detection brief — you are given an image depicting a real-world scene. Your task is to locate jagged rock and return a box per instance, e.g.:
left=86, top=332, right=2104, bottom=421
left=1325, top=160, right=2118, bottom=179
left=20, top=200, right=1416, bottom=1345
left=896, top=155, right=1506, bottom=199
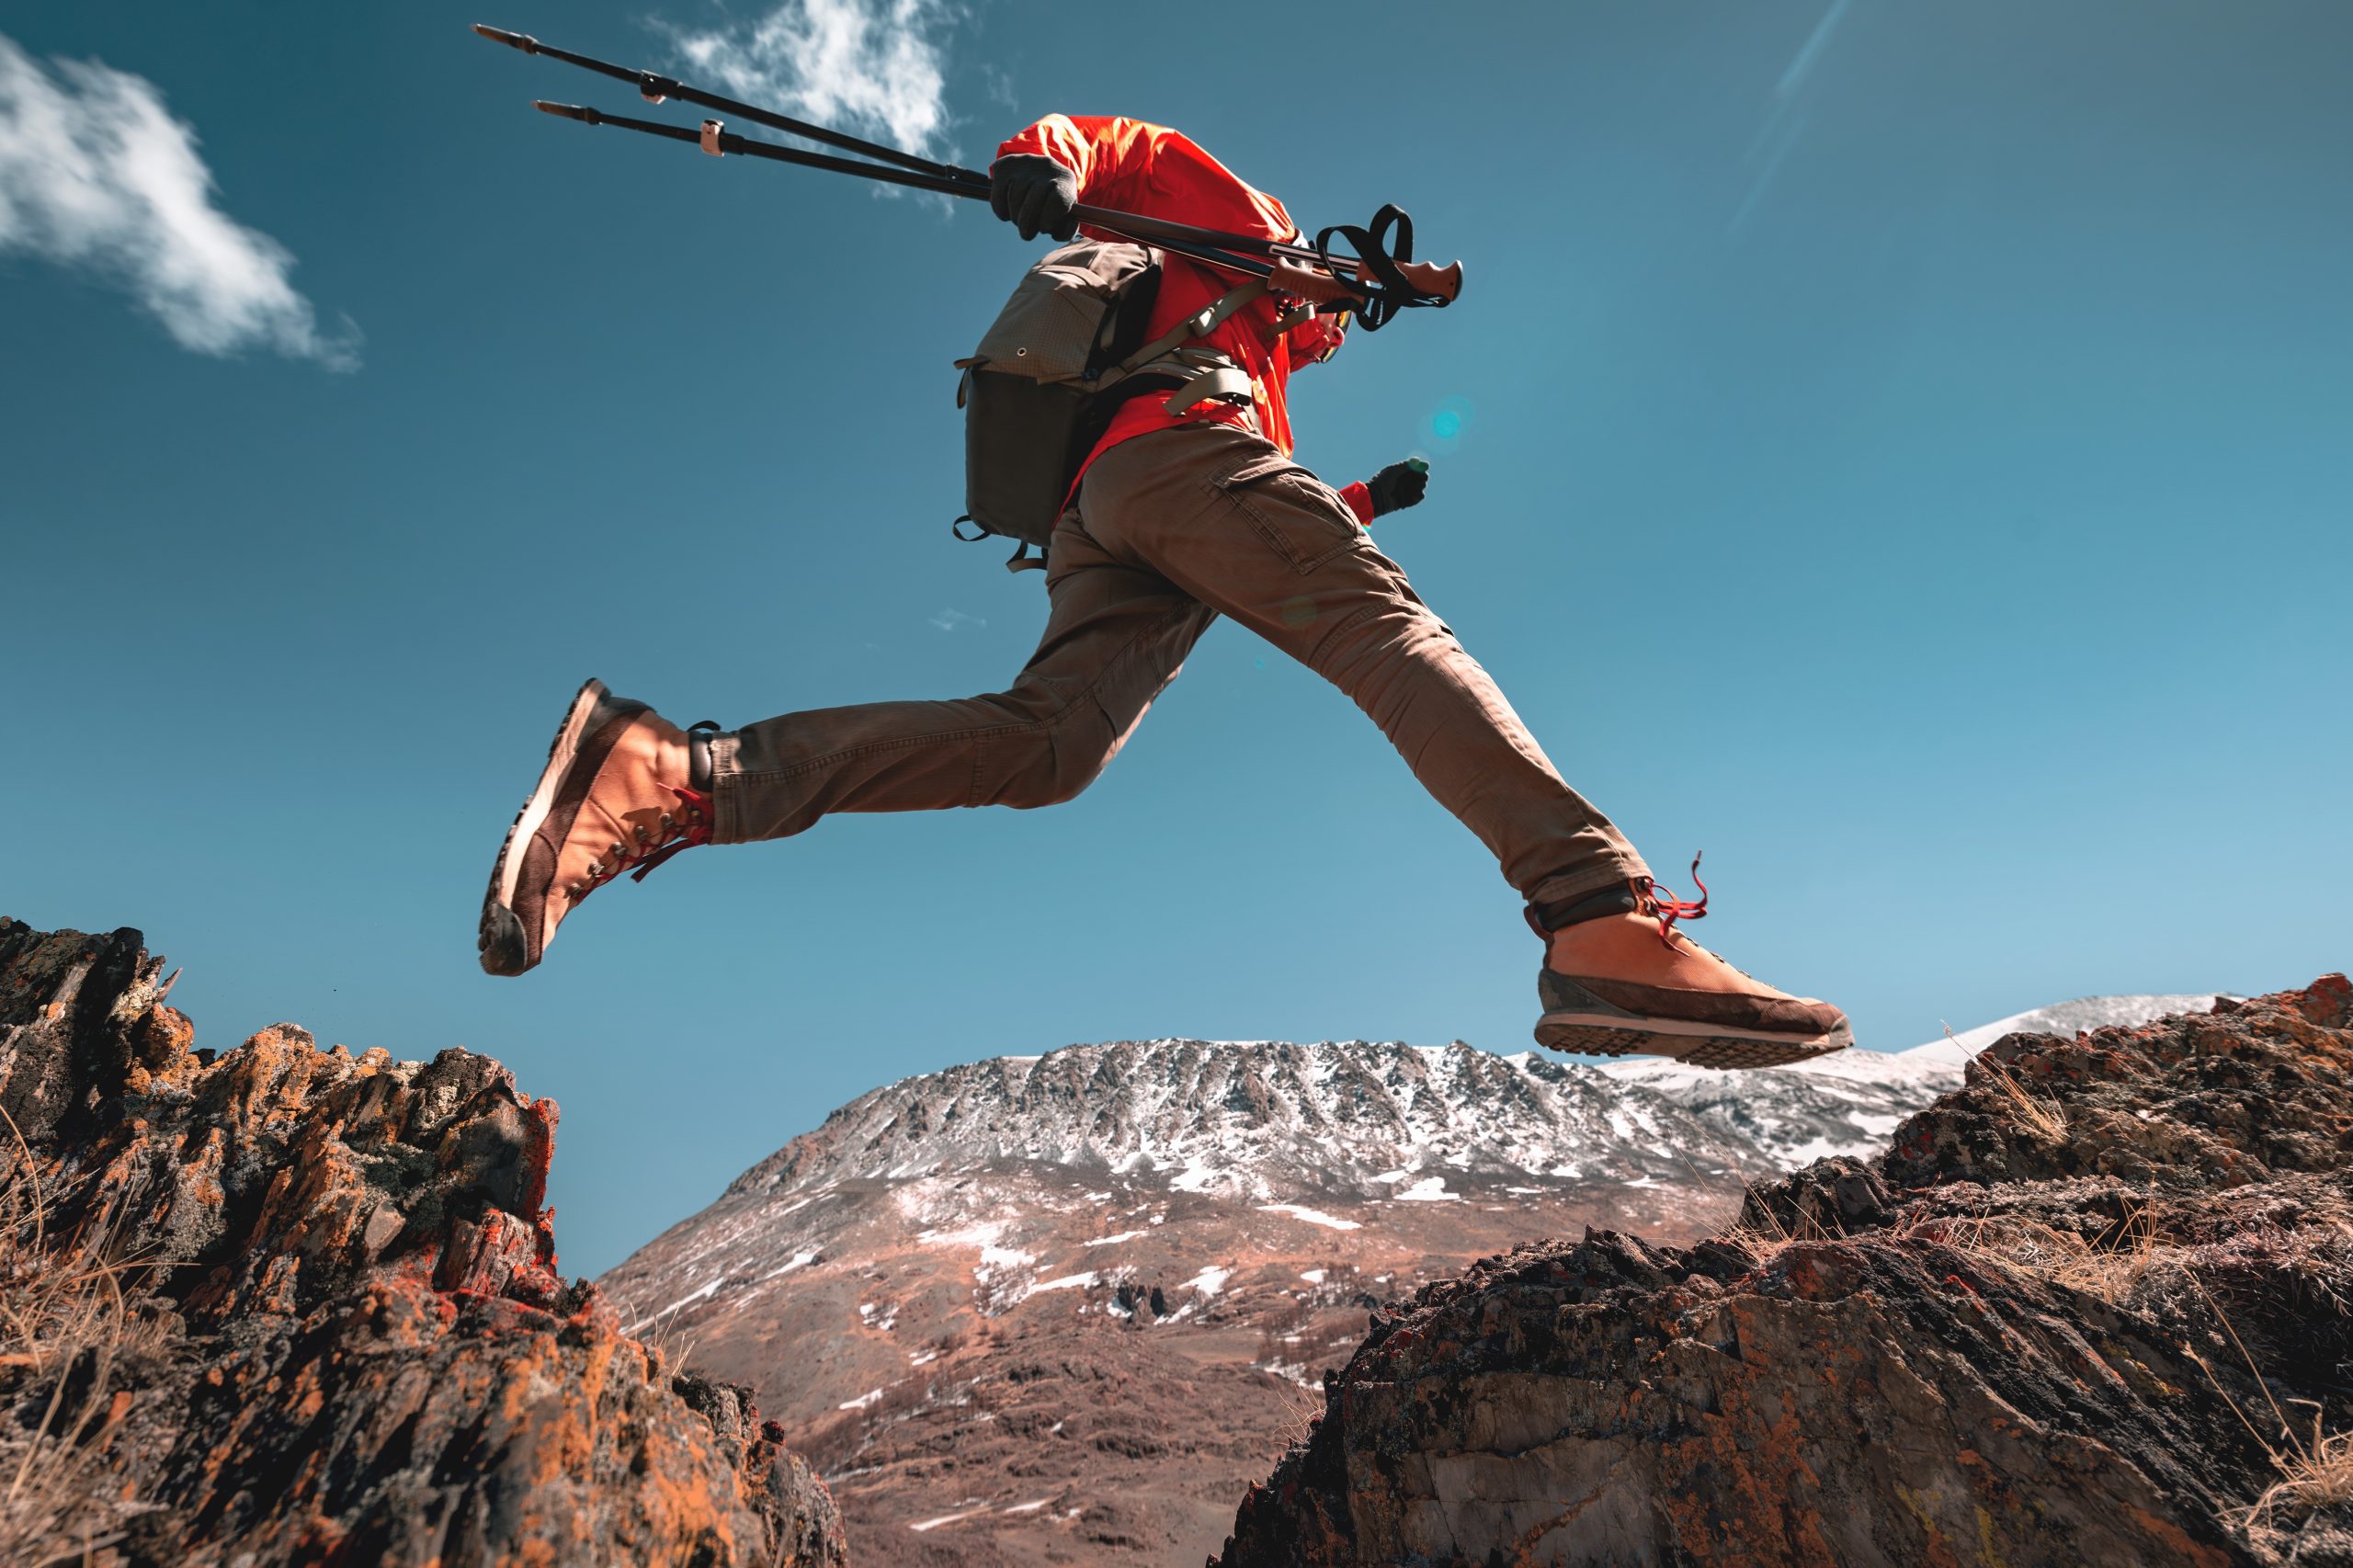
left=0, top=917, right=847, bottom=1567
left=1216, top=975, right=2353, bottom=1568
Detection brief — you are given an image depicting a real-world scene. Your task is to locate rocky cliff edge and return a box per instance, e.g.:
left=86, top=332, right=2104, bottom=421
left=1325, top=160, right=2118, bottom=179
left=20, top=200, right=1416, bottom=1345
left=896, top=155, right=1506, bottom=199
left=1216, top=975, right=2353, bottom=1568
left=0, top=917, right=847, bottom=1567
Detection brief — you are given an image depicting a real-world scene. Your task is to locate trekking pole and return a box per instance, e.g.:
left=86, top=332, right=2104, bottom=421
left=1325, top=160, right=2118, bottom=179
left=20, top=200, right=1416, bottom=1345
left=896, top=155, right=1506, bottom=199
left=530, top=102, right=1293, bottom=290
left=478, top=24, right=1463, bottom=323
left=474, top=24, right=984, bottom=189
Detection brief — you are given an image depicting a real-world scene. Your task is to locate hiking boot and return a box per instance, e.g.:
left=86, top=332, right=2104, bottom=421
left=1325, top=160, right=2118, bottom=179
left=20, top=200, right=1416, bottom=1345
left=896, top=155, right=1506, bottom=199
left=1529, top=862, right=1851, bottom=1069
left=478, top=679, right=711, bottom=976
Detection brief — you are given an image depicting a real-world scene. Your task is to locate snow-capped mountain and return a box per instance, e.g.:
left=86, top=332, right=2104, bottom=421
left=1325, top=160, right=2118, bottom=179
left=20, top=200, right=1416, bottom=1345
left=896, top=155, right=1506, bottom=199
left=725, top=1038, right=1762, bottom=1207
left=602, top=992, right=2219, bottom=1566
left=724, top=994, right=2220, bottom=1209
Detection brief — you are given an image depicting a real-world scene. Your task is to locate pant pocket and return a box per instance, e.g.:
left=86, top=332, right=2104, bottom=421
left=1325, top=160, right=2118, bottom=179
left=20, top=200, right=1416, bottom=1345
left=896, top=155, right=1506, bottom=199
left=1209, top=450, right=1366, bottom=575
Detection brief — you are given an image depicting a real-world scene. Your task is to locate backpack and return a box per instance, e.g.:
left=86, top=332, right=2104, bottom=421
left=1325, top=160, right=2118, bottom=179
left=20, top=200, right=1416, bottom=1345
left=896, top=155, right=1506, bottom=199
left=954, top=239, right=1267, bottom=571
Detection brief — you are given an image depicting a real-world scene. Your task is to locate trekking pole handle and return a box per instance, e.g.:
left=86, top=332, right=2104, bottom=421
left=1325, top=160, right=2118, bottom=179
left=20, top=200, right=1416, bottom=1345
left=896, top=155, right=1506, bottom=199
left=1386, top=259, right=1463, bottom=303
left=1265, top=256, right=1463, bottom=307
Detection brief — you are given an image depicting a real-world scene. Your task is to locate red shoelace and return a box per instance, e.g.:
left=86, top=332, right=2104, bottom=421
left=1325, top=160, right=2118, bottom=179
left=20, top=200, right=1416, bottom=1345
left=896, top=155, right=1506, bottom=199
left=627, top=785, right=713, bottom=881
left=1647, top=851, right=1709, bottom=949
left=572, top=785, right=712, bottom=903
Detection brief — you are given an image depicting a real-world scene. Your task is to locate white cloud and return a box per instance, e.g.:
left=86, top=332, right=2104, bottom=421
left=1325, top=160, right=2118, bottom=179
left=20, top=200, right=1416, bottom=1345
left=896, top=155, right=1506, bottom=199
left=928, top=608, right=983, bottom=632
left=666, top=0, right=960, bottom=163
left=0, top=33, right=356, bottom=368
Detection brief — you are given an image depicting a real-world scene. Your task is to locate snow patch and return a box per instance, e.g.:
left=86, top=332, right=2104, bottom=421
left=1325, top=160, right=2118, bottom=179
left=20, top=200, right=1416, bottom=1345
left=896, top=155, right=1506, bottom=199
left=625, top=1276, right=720, bottom=1334
left=1392, top=1176, right=1460, bottom=1203
left=1167, top=1156, right=1222, bottom=1194
left=1258, top=1203, right=1364, bottom=1232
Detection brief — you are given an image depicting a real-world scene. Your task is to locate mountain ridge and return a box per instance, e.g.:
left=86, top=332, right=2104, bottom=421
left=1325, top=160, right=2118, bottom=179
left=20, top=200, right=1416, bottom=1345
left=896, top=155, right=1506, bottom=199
left=718, top=994, right=2220, bottom=1210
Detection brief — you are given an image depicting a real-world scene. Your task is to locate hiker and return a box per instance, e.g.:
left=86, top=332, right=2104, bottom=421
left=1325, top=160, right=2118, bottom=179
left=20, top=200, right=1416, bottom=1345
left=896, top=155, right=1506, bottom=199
left=476, top=114, right=1850, bottom=1070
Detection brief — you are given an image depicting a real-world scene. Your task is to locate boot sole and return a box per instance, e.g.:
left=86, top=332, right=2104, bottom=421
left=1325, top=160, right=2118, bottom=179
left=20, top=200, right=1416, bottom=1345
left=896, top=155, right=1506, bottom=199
left=1535, top=1009, right=1854, bottom=1070
left=478, top=678, right=625, bottom=976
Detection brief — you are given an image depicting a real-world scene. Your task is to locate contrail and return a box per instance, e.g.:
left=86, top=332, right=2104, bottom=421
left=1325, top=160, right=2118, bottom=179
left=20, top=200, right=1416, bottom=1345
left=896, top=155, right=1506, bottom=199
left=1731, top=0, right=1859, bottom=233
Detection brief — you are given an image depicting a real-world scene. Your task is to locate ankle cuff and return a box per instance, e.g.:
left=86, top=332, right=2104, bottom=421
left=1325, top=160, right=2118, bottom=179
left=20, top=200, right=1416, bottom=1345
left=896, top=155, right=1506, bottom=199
left=1526, top=881, right=1646, bottom=938
left=687, top=723, right=719, bottom=793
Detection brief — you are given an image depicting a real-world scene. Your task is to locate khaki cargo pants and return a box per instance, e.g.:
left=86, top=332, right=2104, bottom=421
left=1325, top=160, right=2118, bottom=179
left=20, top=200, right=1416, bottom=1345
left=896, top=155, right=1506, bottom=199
left=708, top=424, right=1650, bottom=910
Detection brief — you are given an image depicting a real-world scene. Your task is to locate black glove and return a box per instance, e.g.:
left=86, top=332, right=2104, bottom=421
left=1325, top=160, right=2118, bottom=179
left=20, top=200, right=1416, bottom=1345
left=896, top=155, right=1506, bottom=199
left=1364, top=460, right=1429, bottom=517
left=988, top=153, right=1080, bottom=242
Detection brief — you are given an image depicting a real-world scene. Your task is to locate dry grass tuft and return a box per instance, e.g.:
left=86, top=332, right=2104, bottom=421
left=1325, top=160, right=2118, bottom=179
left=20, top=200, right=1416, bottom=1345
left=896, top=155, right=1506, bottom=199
left=1724, top=1210, right=1806, bottom=1267
left=640, top=1316, right=704, bottom=1381
left=1911, top=1204, right=2167, bottom=1306
left=2048, top=1202, right=2171, bottom=1303
left=1271, top=1377, right=1327, bottom=1451
left=0, top=1108, right=172, bottom=1567
left=1947, top=1024, right=2069, bottom=1142
left=2243, top=1418, right=2353, bottom=1530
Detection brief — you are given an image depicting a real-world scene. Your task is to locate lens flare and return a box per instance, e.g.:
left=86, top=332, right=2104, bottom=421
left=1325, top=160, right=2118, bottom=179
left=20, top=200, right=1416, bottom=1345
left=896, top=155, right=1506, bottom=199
left=1423, top=396, right=1475, bottom=454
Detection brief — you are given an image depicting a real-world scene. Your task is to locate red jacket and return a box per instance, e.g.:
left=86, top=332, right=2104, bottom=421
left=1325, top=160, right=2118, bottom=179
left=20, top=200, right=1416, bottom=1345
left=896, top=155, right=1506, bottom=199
left=996, top=116, right=1374, bottom=524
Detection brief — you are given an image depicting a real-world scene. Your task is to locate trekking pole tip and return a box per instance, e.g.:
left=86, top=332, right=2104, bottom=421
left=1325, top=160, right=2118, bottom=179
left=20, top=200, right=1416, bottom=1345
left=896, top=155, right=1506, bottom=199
left=533, top=100, right=598, bottom=125
left=472, top=24, right=538, bottom=52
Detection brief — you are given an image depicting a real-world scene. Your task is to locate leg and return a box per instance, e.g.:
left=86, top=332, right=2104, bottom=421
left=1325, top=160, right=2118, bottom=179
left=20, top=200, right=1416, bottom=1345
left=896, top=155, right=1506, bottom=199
left=479, top=518, right=1211, bottom=974
left=1076, top=425, right=1848, bottom=1068
left=1076, top=425, right=1647, bottom=908
left=708, top=516, right=1216, bottom=844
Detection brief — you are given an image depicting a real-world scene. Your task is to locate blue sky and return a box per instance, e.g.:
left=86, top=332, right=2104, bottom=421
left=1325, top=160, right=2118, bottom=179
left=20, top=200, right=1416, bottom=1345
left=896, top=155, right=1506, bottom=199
left=6, top=1, right=2347, bottom=1278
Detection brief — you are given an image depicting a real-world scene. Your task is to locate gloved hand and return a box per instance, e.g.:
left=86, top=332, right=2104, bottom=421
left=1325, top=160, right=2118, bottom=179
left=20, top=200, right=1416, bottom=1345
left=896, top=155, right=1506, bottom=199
left=989, top=153, right=1080, bottom=242
left=1364, top=459, right=1430, bottom=517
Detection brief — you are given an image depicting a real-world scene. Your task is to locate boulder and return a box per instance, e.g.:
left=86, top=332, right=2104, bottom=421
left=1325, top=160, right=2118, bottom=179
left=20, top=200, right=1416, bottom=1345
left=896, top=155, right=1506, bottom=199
left=1216, top=975, right=2353, bottom=1568
left=0, top=917, right=847, bottom=1567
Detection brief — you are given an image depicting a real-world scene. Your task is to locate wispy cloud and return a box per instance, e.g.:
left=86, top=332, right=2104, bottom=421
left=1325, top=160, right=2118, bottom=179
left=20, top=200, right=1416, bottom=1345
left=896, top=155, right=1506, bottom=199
left=665, top=0, right=961, bottom=162
left=927, top=608, right=983, bottom=632
left=0, top=33, right=357, bottom=368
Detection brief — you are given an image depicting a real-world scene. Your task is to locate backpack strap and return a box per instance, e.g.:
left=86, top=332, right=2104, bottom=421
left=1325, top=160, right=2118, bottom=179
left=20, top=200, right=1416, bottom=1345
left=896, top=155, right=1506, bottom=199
left=1154, top=351, right=1258, bottom=419
left=1111, top=279, right=1268, bottom=379
left=1103, top=278, right=1270, bottom=421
